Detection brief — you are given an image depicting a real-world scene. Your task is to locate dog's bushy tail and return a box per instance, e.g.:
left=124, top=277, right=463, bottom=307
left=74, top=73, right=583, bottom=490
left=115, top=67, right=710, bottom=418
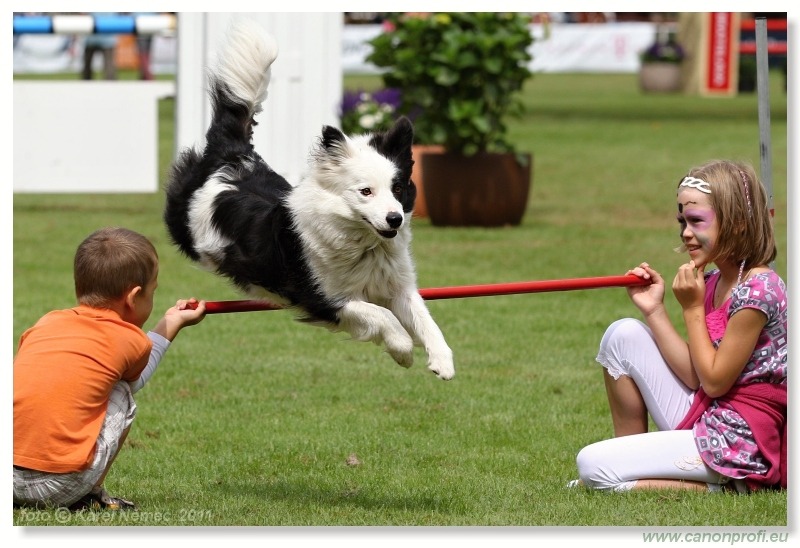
left=208, top=19, right=279, bottom=143
left=164, top=20, right=279, bottom=261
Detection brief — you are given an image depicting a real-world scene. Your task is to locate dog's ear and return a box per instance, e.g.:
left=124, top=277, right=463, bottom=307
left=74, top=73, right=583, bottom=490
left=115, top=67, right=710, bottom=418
left=370, top=116, right=413, bottom=167
left=321, top=125, right=347, bottom=151
left=316, top=125, right=350, bottom=166
left=384, top=116, right=414, bottom=152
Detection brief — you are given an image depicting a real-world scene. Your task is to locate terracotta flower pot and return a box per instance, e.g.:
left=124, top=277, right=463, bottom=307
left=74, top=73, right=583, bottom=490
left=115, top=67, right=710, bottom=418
left=421, top=151, right=532, bottom=227
left=639, top=62, right=682, bottom=93
left=410, top=144, right=444, bottom=218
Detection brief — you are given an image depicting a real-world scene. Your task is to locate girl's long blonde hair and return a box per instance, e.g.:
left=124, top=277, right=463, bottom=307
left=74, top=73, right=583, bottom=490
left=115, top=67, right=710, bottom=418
left=677, top=159, right=776, bottom=268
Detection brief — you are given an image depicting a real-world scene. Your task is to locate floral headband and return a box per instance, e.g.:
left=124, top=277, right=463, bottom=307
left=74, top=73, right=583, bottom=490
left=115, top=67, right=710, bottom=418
left=679, top=176, right=711, bottom=194
left=680, top=171, right=753, bottom=214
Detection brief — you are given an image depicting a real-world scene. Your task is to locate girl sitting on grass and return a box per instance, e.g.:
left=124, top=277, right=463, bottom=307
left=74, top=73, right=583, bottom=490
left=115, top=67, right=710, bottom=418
left=573, top=159, right=786, bottom=493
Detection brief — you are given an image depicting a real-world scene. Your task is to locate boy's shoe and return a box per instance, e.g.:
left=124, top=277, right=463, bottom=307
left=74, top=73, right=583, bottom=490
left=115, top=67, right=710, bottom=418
left=69, top=488, right=136, bottom=511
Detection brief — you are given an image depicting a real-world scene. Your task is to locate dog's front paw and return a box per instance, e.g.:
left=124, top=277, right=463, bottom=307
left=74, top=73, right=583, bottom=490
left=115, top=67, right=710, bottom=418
left=427, top=353, right=455, bottom=381
left=385, top=330, right=414, bottom=368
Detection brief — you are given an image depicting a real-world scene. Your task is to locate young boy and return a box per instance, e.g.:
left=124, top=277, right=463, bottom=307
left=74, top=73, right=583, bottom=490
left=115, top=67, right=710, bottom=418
left=14, top=227, right=207, bottom=510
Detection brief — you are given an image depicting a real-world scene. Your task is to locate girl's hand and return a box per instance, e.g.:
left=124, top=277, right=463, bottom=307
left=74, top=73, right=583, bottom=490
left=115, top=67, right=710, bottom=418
left=672, top=261, right=705, bottom=311
left=626, top=262, right=665, bottom=316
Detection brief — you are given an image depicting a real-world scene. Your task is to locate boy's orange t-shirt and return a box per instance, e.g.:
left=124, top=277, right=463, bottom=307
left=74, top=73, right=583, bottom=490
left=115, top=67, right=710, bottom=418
left=13, top=305, right=152, bottom=473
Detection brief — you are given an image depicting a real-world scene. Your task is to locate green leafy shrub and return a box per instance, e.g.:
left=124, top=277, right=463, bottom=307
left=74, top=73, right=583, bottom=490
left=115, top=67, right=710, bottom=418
left=367, top=12, right=534, bottom=155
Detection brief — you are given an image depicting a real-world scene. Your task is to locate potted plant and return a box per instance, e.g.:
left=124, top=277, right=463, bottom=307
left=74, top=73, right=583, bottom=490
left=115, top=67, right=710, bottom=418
left=638, top=29, right=685, bottom=93
left=367, top=12, right=534, bottom=227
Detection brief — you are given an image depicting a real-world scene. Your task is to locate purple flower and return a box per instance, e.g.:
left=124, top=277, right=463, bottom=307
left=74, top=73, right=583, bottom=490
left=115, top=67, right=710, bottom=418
left=341, top=88, right=401, bottom=115
left=339, top=88, right=403, bottom=135
left=641, top=39, right=685, bottom=64
left=341, top=89, right=366, bottom=116
left=371, top=87, right=402, bottom=109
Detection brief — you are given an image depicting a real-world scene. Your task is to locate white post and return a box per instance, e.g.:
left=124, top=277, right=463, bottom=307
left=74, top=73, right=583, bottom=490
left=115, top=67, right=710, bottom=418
left=755, top=18, right=773, bottom=216
left=754, top=18, right=775, bottom=269
left=174, top=12, right=343, bottom=184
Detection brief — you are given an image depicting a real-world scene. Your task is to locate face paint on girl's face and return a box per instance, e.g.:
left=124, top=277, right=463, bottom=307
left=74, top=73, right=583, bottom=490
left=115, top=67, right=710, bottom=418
left=676, top=187, right=719, bottom=266
left=677, top=206, right=716, bottom=249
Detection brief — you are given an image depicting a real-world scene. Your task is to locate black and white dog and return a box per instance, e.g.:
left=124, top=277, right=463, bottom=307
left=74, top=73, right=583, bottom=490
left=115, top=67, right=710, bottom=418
left=164, top=20, right=454, bottom=380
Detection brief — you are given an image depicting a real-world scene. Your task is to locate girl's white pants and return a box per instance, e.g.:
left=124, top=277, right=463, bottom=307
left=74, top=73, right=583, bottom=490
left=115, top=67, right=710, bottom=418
left=576, top=318, right=733, bottom=492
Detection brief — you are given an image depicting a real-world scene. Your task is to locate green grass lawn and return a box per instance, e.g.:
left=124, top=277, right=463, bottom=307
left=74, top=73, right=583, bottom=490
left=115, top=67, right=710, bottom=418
left=11, top=69, right=788, bottom=531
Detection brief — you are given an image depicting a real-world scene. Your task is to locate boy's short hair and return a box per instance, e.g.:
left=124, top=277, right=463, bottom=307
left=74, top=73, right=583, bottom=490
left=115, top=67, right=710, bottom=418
left=74, top=227, right=159, bottom=307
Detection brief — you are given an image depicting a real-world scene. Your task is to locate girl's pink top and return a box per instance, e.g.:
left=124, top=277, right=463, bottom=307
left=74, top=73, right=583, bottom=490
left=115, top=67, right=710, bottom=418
left=680, top=269, right=788, bottom=489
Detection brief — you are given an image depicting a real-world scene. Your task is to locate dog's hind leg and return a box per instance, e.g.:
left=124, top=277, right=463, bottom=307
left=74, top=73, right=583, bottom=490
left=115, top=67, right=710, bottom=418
left=389, top=292, right=455, bottom=380
left=336, top=301, right=415, bottom=368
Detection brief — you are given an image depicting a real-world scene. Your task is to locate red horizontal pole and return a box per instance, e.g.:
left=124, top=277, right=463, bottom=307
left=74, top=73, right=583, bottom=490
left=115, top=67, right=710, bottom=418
left=198, top=274, right=650, bottom=314
left=203, top=300, right=284, bottom=314
left=419, top=274, right=649, bottom=300
left=740, top=19, right=787, bottom=32
left=739, top=42, right=787, bottom=55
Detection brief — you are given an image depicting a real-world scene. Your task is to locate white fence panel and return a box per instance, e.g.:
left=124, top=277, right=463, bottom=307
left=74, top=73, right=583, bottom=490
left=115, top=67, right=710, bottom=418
left=175, top=13, right=343, bottom=185
left=13, top=81, right=175, bottom=193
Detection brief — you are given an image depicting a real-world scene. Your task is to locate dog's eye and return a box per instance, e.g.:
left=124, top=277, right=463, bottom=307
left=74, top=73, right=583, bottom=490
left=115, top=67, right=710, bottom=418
left=359, top=188, right=372, bottom=196
left=392, top=184, right=402, bottom=195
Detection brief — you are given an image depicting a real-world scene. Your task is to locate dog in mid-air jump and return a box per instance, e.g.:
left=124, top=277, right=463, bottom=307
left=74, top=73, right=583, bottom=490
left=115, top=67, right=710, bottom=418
left=163, top=20, right=454, bottom=380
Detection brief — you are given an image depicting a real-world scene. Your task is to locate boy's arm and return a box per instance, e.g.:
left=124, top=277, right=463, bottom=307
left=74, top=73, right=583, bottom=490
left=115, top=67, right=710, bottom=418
left=129, top=332, right=170, bottom=393
left=129, top=299, right=206, bottom=393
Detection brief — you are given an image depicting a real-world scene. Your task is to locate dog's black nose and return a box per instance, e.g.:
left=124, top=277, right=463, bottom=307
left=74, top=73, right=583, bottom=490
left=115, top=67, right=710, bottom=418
left=386, top=212, right=403, bottom=229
